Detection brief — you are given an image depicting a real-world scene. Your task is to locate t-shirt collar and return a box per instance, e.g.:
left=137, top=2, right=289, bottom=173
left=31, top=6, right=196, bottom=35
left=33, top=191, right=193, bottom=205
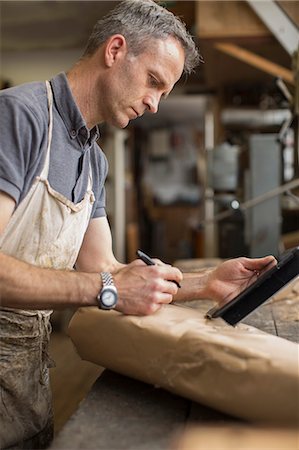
left=50, top=72, right=100, bottom=147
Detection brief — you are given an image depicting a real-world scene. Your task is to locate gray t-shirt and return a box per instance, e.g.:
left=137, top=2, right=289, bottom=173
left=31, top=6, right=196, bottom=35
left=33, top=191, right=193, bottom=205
left=0, top=72, right=108, bottom=218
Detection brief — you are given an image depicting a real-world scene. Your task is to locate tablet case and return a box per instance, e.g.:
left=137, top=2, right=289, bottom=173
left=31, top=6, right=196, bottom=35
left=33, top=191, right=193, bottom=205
left=206, top=246, right=299, bottom=326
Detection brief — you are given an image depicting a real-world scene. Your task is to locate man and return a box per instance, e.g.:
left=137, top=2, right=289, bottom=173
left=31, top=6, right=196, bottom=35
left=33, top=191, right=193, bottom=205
left=0, top=0, right=275, bottom=448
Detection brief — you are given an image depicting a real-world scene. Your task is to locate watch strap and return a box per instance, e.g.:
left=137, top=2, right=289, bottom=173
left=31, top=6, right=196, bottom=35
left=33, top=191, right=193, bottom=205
left=97, top=272, right=118, bottom=310
left=100, top=272, right=115, bottom=287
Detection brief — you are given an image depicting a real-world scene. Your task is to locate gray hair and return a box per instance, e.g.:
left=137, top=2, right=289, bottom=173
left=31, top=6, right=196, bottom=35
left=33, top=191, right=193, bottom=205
left=83, top=0, right=202, bottom=74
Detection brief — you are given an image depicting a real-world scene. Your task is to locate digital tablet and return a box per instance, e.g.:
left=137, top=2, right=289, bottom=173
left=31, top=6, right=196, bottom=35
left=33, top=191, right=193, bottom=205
left=205, top=246, right=299, bottom=326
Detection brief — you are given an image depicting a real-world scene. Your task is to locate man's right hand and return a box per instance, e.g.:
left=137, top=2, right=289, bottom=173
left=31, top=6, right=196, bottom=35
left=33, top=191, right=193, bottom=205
left=113, top=259, right=183, bottom=315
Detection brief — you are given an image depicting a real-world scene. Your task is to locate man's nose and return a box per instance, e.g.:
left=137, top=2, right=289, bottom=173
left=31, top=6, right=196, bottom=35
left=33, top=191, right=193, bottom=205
left=144, top=95, right=159, bottom=114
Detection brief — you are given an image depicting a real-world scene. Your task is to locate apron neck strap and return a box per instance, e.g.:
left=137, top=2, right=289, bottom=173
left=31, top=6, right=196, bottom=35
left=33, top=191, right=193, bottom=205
left=39, top=81, right=53, bottom=180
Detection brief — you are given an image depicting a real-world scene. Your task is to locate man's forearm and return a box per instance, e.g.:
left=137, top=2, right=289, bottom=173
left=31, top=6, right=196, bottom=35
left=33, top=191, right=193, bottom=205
left=0, top=252, right=101, bottom=309
left=173, top=270, right=212, bottom=302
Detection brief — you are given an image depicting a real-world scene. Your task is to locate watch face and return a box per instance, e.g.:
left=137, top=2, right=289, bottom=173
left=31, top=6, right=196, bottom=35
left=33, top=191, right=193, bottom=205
left=100, top=287, right=117, bottom=308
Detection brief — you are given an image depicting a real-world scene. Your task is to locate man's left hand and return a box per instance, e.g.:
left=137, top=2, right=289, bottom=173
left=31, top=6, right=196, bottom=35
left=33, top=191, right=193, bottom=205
left=205, top=255, right=277, bottom=305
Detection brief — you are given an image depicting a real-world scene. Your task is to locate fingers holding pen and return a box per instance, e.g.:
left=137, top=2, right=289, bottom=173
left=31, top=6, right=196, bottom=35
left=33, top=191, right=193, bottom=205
left=135, top=249, right=182, bottom=288
left=147, top=262, right=182, bottom=288
left=139, top=263, right=182, bottom=294
left=114, top=262, right=183, bottom=315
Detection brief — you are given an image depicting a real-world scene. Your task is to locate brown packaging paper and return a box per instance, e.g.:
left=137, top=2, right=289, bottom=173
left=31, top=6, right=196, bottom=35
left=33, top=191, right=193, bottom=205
left=172, top=425, right=299, bottom=450
left=68, top=304, right=299, bottom=424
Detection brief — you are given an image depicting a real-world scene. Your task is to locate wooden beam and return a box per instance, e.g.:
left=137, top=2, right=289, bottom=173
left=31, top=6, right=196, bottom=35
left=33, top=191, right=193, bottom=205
left=278, top=1, right=299, bottom=27
left=215, top=42, right=294, bottom=86
left=196, top=1, right=270, bottom=39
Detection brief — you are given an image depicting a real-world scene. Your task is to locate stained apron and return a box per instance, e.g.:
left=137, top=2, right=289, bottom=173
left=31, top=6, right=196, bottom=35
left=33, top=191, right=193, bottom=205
left=0, top=80, right=95, bottom=449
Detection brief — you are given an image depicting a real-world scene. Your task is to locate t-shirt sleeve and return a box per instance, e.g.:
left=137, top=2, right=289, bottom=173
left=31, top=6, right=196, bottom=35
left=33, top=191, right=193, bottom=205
left=92, top=188, right=107, bottom=218
left=0, top=94, right=43, bottom=203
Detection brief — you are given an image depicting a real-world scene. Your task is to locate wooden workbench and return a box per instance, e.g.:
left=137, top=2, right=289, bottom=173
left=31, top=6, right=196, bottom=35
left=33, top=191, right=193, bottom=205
left=51, top=261, right=299, bottom=450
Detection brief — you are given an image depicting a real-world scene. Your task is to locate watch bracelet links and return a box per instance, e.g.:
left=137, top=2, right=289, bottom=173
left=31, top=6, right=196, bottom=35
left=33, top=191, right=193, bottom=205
left=100, top=272, right=115, bottom=287
left=98, top=272, right=117, bottom=310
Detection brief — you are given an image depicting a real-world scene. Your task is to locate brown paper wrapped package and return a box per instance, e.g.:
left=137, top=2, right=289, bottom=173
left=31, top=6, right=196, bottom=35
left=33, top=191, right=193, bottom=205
left=172, top=425, right=299, bottom=450
left=68, top=304, right=299, bottom=424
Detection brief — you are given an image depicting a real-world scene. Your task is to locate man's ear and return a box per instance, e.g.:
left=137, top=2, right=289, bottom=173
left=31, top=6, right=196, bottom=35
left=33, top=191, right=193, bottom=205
left=104, top=34, right=127, bottom=67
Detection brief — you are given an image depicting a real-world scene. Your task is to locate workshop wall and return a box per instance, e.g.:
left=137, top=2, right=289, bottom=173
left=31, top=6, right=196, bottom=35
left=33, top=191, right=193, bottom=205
left=1, top=49, right=81, bottom=86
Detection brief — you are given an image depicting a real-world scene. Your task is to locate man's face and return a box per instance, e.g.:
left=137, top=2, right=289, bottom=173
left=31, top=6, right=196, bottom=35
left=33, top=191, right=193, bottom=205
left=100, top=36, right=185, bottom=128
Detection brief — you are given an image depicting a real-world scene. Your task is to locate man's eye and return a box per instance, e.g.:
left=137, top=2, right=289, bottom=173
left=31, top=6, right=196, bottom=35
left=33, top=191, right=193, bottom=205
left=149, top=75, right=159, bottom=87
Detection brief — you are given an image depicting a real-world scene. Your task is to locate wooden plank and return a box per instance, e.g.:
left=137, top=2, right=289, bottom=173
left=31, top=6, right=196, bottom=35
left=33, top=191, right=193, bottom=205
left=243, top=303, right=277, bottom=336
left=214, top=43, right=294, bottom=85
left=271, top=298, right=299, bottom=343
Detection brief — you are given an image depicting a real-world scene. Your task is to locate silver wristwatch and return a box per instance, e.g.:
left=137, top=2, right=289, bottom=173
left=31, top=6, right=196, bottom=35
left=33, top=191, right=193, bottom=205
left=97, top=272, right=118, bottom=310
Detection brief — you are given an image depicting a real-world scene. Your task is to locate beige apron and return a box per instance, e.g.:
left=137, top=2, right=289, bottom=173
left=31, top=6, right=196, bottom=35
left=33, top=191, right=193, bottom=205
left=0, top=81, right=95, bottom=449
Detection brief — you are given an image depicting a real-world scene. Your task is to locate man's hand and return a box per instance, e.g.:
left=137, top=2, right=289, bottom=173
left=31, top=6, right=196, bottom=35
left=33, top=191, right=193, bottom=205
left=113, top=259, right=183, bottom=315
left=205, top=255, right=277, bottom=306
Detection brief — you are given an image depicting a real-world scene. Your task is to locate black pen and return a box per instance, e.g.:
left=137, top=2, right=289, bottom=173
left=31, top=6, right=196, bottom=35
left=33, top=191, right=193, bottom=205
left=137, top=249, right=181, bottom=288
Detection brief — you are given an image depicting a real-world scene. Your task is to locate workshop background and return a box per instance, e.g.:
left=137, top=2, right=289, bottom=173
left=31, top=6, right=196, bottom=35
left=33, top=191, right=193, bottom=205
left=1, top=0, right=298, bottom=437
